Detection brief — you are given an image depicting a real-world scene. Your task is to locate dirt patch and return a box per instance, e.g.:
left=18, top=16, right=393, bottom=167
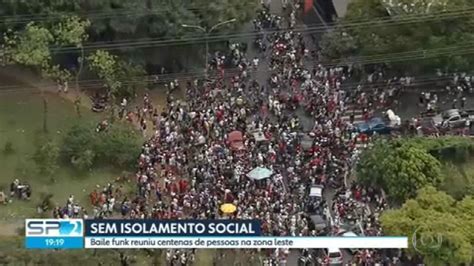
left=0, top=221, right=22, bottom=236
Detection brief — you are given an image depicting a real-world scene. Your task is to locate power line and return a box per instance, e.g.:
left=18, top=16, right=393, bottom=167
left=1, top=42, right=473, bottom=94
left=2, top=7, right=474, bottom=54
left=43, top=8, right=474, bottom=53
left=0, top=73, right=456, bottom=96
left=0, top=4, right=204, bottom=22
left=1, top=4, right=472, bottom=27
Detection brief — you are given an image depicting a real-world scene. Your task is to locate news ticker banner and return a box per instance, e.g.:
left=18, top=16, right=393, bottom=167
left=25, top=219, right=408, bottom=249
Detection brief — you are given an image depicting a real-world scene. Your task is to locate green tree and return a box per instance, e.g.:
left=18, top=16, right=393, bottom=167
left=3, top=22, right=53, bottom=68
left=53, top=16, right=91, bottom=47
left=71, top=149, right=96, bottom=171
left=87, top=49, right=122, bottom=93
left=387, top=137, right=474, bottom=199
left=357, top=140, right=443, bottom=202
left=53, top=16, right=91, bottom=89
left=33, top=139, right=60, bottom=177
left=61, top=123, right=141, bottom=170
left=381, top=186, right=473, bottom=265
left=0, top=0, right=257, bottom=69
left=87, top=49, right=146, bottom=99
left=3, top=17, right=89, bottom=85
left=319, top=30, right=358, bottom=63
left=322, top=0, right=474, bottom=72
left=116, top=61, right=146, bottom=98
left=94, top=124, right=141, bottom=169
left=61, top=123, right=97, bottom=162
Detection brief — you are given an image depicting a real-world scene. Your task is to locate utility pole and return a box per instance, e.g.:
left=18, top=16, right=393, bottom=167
left=42, top=88, right=48, bottom=134
left=181, top=19, right=237, bottom=75
left=75, top=45, right=84, bottom=91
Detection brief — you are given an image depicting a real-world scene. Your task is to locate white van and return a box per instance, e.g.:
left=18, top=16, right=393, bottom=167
left=324, top=247, right=343, bottom=264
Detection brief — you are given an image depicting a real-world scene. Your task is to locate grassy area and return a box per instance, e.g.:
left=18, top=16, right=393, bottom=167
left=0, top=236, right=160, bottom=265
left=0, top=92, right=118, bottom=222
left=0, top=90, right=261, bottom=264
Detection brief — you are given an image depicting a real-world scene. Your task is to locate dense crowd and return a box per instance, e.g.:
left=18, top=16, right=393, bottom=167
left=55, top=4, right=405, bottom=265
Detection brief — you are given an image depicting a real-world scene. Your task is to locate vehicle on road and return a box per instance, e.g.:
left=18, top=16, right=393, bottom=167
left=309, top=214, right=329, bottom=233
left=354, top=117, right=392, bottom=135
left=432, top=109, right=474, bottom=128
left=306, top=185, right=324, bottom=213
left=323, top=247, right=344, bottom=265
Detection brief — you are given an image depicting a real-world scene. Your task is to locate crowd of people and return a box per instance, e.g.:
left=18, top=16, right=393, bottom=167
left=49, top=4, right=413, bottom=265
left=85, top=5, right=400, bottom=265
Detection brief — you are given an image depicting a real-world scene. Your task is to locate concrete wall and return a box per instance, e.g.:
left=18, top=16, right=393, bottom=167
left=333, top=0, right=350, bottom=17
left=304, top=0, right=350, bottom=26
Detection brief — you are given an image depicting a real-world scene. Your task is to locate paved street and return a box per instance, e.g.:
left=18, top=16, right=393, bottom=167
left=395, top=91, right=474, bottom=119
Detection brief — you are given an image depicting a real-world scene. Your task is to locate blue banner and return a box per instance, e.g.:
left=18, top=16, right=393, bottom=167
left=25, top=237, right=84, bottom=249
left=85, top=220, right=261, bottom=237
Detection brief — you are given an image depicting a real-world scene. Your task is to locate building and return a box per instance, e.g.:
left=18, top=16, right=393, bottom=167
left=303, top=0, right=350, bottom=26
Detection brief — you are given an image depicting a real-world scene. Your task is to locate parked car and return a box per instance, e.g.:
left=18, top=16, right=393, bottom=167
left=306, top=185, right=324, bottom=213
left=323, top=247, right=344, bottom=265
left=354, top=117, right=392, bottom=135
left=432, top=109, right=474, bottom=128
left=309, top=214, right=329, bottom=234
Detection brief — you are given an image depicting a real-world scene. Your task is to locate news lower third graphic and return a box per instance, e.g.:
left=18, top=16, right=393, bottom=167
left=25, top=219, right=84, bottom=249
left=25, top=219, right=409, bottom=249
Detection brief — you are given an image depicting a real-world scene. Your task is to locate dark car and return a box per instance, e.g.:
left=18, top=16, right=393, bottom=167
left=355, top=117, right=392, bottom=135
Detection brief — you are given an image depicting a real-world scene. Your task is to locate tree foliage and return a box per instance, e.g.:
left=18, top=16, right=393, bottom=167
left=3, top=16, right=90, bottom=82
left=440, top=162, right=474, bottom=200
left=398, top=136, right=474, bottom=163
left=87, top=49, right=146, bottom=98
left=357, top=140, right=443, bottom=202
left=94, top=124, right=142, bottom=167
left=33, top=138, right=60, bottom=177
left=3, top=23, right=53, bottom=68
left=53, top=16, right=91, bottom=47
left=381, top=186, right=473, bottom=265
left=0, top=0, right=257, bottom=69
left=321, top=0, right=474, bottom=72
left=363, top=137, right=474, bottom=200
left=87, top=50, right=122, bottom=92
left=62, top=123, right=141, bottom=170
left=0, top=237, right=161, bottom=265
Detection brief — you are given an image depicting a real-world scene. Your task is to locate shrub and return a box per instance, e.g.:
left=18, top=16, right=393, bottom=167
left=62, top=123, right=140, bottom=170
left=71, top=149, right=95, bottom=171
left=94, top=124, right=141, bottom=169
left=61, top=123, right=97, bottom=162
left=33, top=139, right=60, bottom=177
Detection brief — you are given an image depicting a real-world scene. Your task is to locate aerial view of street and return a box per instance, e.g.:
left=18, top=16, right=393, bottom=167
left=0, top=0, right=473, bottom=265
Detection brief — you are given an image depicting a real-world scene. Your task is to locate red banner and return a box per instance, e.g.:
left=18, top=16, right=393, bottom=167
left=304, top=0, right=314, bottom=13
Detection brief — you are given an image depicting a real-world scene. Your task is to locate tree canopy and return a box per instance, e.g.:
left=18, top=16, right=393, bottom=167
left=320, top=0, right=474, bottom=72
left=61, top=123, right=142, bottom=170
left=2, top=17, right=90, bottom=83
left=357, top=139, right=443, bottom=202
left=87, top=49, right=146, bottom=98
left=380, top=186, right=474, bottom=265
left=0, top=0, right=257, bottom=69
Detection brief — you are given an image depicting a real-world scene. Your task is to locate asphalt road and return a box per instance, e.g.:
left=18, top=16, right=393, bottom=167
left=233, top=1, right=474, bottom=265
left=394, top=90, right=474, bottom=119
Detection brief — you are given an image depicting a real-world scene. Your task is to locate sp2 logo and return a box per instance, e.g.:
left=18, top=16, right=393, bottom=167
left=26, top=219, right=83, bottom=237
left=412, top=225, right=442, bottom=254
